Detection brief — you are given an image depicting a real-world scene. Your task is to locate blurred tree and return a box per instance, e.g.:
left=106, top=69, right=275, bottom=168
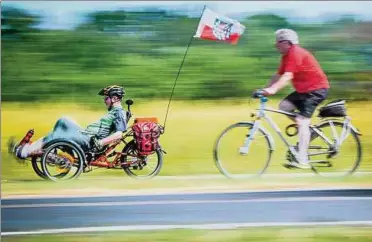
left=1, top=6, right=41, bottom=38
left=245, top=14, right=290, bottom=29
left=1, top=8, right=372, bottom=102
left=330, top=14, right=359, bottom=25
left=83, top=10, right=128, bottom=32
left=80, top=9, right=171, bottom=34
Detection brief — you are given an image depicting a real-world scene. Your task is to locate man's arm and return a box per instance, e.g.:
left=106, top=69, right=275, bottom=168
left=264, top=72, right=293, bottom=95
left=96, top=109, right=127, bottom=149
left=99, top=131, right=123, bottom=146
left=265, top=74, right=281, bottom=88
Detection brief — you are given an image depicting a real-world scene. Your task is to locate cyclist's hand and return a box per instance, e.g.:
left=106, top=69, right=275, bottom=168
left=252, top=89, right=269, bottom=98
left=90, top=136, right=104, bottom=150
left=262, top=87, right=276, bottom=96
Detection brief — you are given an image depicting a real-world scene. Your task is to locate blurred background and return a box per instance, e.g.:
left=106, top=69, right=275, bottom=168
left=2, top=3, right=372, bottom=240
left=2, top=1, right=372, bottom=103
left=2, top=1, right=372, bottom=179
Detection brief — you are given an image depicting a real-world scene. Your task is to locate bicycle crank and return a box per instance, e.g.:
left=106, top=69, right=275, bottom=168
left=309, top=160, right=332, bottom=167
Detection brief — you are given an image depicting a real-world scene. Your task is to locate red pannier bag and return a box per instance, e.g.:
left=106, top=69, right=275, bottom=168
left=132, top=117, right=161, bottom=155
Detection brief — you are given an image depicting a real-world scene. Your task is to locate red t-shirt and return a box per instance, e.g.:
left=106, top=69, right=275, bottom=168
left=277, top=45, right=330, bottom=93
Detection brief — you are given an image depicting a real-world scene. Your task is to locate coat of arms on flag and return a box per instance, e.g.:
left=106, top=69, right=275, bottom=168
left=194, top=7, right=246, bottom=45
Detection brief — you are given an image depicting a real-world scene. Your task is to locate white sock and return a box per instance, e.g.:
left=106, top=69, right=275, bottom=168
left=20, top=138, right=44, bottom=158
left=296, top=116, right=311, bottom=163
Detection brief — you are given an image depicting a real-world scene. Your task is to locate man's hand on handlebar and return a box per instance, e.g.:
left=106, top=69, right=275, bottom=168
left=90, top=136, right=104, bottom=151
left=262, top=87, right=277, bottom=95
left=252, top=87, right=278, bottom=98
left=252, top=89, right=269, bottom=98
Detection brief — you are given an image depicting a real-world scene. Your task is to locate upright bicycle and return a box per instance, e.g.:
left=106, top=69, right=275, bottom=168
left=213, top=91, right=362, bottom=178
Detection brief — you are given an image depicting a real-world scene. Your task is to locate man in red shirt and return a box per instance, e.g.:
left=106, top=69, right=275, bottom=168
left=262, top=29, right=330, bottom=169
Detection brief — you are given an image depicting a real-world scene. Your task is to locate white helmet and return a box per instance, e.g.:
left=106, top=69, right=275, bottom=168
left=275, top=29, right=299, bottom=44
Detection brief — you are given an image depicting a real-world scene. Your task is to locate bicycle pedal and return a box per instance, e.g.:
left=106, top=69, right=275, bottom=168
left=283, top=163, right=298, bottom=169
left=310, top=159, right=332, bottom=167
left=309, top=160, right=329, bottom=164
left=83, top=166, right=93, bottom=173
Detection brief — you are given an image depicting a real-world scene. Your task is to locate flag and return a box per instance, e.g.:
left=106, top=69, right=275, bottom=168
left=194, top=7, right=246, bottom=45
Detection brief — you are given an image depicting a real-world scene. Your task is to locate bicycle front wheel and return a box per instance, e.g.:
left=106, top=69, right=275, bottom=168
left=31, top=156, right=47, bottom=180
left=310, top=120, right=362, bottom=177
left=214, top=122, right=273, bottom=179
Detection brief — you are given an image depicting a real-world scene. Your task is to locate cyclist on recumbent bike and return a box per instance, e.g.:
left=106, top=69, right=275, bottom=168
left=8, top=85, right=130, bottom=165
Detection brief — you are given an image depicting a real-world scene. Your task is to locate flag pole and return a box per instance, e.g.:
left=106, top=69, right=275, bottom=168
left=162, top=5, right=207, bottom=131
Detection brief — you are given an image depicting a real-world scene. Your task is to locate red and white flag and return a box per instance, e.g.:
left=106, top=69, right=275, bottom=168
left=194, top=7, right=246, bottom=45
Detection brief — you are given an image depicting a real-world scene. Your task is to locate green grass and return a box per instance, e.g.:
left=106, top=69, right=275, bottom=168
left=2, top=99, right=372, bottom=181
left=3, top=227, right=372, bottom=242
left=2, top=169, right=372, bottom=198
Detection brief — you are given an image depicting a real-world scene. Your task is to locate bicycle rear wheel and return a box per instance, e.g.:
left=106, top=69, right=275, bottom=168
left=214, top=122, right=273, bottom=179
left=121, top=140, right=163, bottom=179
left=309, top=120, right=362, bottom=177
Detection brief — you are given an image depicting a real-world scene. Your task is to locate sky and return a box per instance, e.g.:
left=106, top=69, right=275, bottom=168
left=3, top=1, right=372, bottom=29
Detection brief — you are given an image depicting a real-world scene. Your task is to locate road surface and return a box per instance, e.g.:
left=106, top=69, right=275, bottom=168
left=2, top=189, right=372, bottom=235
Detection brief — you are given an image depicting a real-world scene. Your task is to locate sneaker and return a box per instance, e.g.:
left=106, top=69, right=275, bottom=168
left=285, top=144, right=299, bottom=163
left=7, top=137, right=26, bottom=160
left=7, top=136, right=18, bottom=154
left=8, top=129, right=35, bottom=159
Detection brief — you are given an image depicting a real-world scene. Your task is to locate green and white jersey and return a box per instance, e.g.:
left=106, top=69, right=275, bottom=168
left=85, top=105, right=127, bottom=139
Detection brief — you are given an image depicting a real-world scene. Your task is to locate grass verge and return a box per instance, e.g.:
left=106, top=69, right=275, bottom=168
left=3, top=227, right=372, bottom=242
left=2, top=175, right=372, bottom=198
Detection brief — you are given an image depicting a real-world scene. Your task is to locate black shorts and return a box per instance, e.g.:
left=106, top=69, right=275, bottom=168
left=284, top=88, right=329, bottom=118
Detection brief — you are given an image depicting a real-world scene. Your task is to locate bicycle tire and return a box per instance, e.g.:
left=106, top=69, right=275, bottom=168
left=214, top=122, right=273, bottom=179
left=310, top=120, right=362, bottom=176
left=41, top=140, right=85, bottom=182
left=31, top=156, right=47, bottom=180
left=121, top=140, right=163, bottom=179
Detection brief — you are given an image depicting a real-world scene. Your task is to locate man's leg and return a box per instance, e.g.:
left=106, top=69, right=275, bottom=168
left=10, top=116, right=83, bottom=159
left=52, top=116, right=82, bottom=132
left=279, top=93, right=299, bottom=123
left=279, top=99, right=297, bottom=113
left=18, top=137, right=45, bottom=158
left=295, top=115, right=311, bottom=168
left=290, top=90, right=328, bottom=169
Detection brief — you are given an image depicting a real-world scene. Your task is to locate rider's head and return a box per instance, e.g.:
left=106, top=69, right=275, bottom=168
left=275, top=28, right=299, bottom=54
left=98, top=85, right=125, bottom=110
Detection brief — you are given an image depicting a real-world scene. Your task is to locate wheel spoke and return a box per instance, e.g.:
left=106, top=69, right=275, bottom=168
left=310, top=120, right=361, bottom=177
left=41, top=141, right=84, bottom=181
left=121, top=141, right=162, bottom=179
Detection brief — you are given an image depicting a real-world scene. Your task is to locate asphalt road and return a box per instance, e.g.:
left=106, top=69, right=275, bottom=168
left=2, top=189, right=372, bottom=234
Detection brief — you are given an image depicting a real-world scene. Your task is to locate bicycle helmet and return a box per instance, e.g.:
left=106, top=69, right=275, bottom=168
left=98, top=85, right=125, bottom=99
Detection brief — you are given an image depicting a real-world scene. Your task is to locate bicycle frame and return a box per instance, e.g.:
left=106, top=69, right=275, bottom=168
left=87, top=131, right=136, bottom=169
left=310, top=117, right=360, bottom=154
left=242, top=96, right=301, bottom=159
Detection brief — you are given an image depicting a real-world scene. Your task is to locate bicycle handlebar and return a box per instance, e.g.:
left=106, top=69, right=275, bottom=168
left=252, top=90, right=269, bottom=102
